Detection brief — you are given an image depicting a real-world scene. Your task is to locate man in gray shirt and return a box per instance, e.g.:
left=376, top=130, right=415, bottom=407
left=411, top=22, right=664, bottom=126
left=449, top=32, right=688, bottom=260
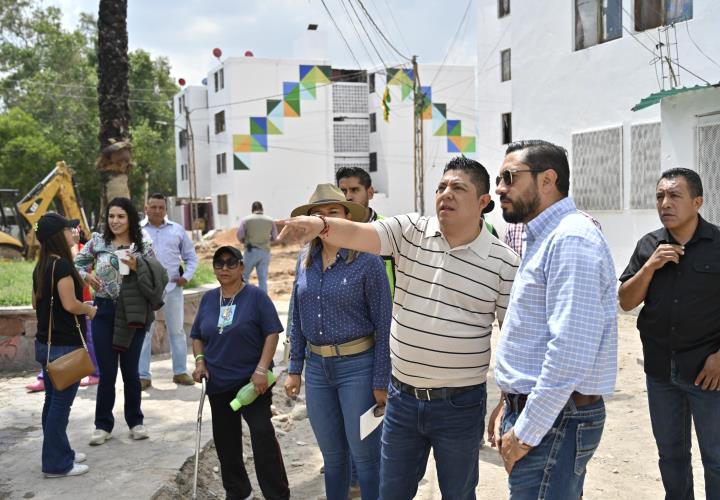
left=236, top=201, right=277, bottom=292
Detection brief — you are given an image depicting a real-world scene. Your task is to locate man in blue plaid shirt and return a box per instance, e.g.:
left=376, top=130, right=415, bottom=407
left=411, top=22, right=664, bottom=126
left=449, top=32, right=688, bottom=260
left=489, top=140, right=618, bottom=500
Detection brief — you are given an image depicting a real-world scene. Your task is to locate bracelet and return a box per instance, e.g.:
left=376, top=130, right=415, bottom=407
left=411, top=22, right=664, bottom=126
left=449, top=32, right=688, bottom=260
left=255, top=366, right=268, bottom=373
left=313, top=214, right=330, bottom=238
left=194, top=354, right=205, bottom=362
left=254, top=369, right=268, bottom=376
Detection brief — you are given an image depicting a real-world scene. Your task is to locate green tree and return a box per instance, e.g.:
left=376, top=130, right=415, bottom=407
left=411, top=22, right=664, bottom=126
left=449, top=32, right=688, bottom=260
left=0, top=0, right=178, bottom=225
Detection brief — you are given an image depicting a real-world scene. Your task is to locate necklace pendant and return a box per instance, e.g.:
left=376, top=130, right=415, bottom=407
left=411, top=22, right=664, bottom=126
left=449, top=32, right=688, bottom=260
left=218, top=326, right=224, bottom=335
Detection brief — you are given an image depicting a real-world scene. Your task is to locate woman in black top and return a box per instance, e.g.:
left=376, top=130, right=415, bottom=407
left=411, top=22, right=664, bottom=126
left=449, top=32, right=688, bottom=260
left=32, top=213, right=97, bottom=478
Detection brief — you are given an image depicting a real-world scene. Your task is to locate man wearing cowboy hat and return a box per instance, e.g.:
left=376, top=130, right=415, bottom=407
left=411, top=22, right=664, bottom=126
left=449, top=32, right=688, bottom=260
left=280, top=157, right=519, bottom=499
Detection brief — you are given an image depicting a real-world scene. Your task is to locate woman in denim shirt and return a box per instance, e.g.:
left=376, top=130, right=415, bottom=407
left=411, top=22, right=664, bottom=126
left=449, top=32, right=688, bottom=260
left=284, top=184, right=392, bottom=500
left=75, top=197, right=154, bottom=446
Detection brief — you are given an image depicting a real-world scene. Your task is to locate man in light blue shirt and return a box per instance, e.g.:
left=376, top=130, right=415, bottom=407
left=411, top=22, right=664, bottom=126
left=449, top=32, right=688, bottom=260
left=489, top=140, right=617, bottom=499
left=139, top=193, right=198, bottom=388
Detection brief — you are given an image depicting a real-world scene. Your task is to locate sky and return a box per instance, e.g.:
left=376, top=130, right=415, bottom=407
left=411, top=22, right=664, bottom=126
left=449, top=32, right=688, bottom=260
left=46, top=0, right=477, bottom=86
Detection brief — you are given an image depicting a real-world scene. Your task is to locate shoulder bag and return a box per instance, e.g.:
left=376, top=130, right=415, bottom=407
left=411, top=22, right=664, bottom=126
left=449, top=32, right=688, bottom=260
left=45, top=259, right=95, bottom=391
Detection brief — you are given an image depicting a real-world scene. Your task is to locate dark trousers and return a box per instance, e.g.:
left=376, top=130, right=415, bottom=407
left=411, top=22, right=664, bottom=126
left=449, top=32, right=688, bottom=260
left=209, top=386, right=289, bottom=500
left=92, top=297, right=145, bottom=432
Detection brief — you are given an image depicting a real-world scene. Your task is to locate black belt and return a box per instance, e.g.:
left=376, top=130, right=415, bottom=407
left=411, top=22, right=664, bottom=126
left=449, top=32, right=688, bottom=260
left=391, top=375, right=483, bottom=401
left=504, top=392, right=602, bottom=413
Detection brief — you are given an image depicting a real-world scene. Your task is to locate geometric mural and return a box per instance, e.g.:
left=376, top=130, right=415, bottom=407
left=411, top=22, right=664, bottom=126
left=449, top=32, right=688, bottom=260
left=386, top=68, right=476, bottom=153
left=233, top=64, right=332, bottom=169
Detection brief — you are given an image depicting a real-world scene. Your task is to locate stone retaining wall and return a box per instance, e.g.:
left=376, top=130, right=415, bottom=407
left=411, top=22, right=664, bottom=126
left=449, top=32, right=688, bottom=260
left=0, top=286, right=213, bottom=373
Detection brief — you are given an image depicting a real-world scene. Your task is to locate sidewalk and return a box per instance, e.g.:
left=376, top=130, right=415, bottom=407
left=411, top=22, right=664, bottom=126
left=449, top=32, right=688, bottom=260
left=0, top=303, right=290, bottom=500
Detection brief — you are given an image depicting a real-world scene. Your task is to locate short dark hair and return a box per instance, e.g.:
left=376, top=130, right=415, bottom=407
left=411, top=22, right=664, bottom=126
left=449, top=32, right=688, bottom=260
left=149, top=192, right=166, bottom=201
left=505, top=140, right=570, bottom=196
left=443, top=156, right=490, bottom=195
left=658, top=168, right=703, bottom=198
left=251, top=201, right=263, bottom=212
left=335, top=167, right=372, bottom=189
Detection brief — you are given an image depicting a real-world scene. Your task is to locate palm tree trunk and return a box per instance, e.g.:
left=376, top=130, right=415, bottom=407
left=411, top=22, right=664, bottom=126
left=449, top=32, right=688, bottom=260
left=96, top=0, right=132, bottom=209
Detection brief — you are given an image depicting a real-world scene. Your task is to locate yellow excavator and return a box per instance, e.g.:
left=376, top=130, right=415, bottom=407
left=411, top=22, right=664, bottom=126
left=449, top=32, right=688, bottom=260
left=0, top=161, right=91, bottom=259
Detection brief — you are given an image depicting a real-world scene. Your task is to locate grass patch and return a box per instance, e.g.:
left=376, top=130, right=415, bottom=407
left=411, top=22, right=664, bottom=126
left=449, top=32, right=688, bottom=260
left=0, top=260, right=216, bottom=307
left=0, top=260, right=35, bottom=306
left=186, top=261, right=216, bottom=289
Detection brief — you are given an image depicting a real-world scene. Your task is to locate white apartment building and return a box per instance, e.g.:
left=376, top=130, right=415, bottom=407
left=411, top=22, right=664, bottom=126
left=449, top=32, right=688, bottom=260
left=477, top=0, right=720, bottom=271
left=173, top=55, right=476, bottom=228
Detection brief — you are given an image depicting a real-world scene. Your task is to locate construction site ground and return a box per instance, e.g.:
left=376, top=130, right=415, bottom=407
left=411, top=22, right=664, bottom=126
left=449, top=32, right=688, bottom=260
left=0, top=233, right=706, bottom=499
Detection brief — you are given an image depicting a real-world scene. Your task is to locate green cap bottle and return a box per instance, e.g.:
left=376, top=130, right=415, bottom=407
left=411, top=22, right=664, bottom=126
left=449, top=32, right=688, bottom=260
left=229, top=371, right=277, bottom=411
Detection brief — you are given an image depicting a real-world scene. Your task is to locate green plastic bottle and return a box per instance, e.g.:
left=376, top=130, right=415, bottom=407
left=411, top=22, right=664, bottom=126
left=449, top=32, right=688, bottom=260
left=229, top=371, right=277, bottom=411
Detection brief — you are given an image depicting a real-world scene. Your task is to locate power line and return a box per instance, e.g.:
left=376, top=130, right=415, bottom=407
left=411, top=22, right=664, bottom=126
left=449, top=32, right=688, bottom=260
left=684, top=20, right=720, bottom=70
left=339, top=0, right=380, bottom=68
left=355, top=0, right=413, bottom=62
left=346, top=0, right=390, bottom=68
left=320, top=0, right=362, bottom=68
left=382, top=0, right=412, bottom=55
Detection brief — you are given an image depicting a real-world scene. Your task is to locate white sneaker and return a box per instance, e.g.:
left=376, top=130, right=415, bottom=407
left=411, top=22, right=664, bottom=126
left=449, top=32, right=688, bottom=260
left=74, top=452, right=86, bottom=463
left=45, top=463, right=89, bottom=478
left=89, top=429, right=112, bottom=446
left=129, top=425, right=149, bottom=440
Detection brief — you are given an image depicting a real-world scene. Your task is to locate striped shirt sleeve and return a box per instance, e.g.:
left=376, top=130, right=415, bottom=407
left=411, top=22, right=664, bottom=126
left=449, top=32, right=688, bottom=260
left=372, top=214, right=416, bottom=260
left=513, top=234, right=608, bottom=446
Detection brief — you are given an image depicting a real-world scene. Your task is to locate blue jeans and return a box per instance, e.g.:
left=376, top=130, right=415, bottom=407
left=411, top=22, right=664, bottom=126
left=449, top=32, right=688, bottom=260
left=304, top=350, right=380, bottom=500
left=501, top=397, right=605, bottom=500
left=379, top=380, right=487, bottom=500
left=35, top=340, right=81, bottom=474
left=92, top=297, right=146, bottom=432
left=646, top=373, right=720, bottom=500
left=243, top=247, right=270, bottom=292
left=139, top=286, right=188, bottom=378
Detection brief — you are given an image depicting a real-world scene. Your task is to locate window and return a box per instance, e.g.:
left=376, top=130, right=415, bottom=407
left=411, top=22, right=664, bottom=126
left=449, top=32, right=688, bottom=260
left=499, top=0, right=510, bottom=17
left=219, top=68, right=224, bottom=90
left=214, top=71, right=219, bottom=92
left=368, top=73, right=375, bottom=94
left=572, top=126, right=623, bottom=210
left=369, top=112, right=377, bottom=133
left=630, top=123, right=661, bottom=209
left=178, top=130, right=187, bottom=148
left=214, top=111, right=225, bottom=134
left=635, top=0, right=692, bottom=31
left=369, top=152, right=377, bottom=172
left=502, top=113, right=512, bottom=144
left=575, top=0, right=622, bottom=50
left=216, top=153, right=227, bottom=174
left=500, top=49, right=511, bottom=81
left=180, top=164, right=187, bottom=181
left=217, top=194, right=228, bottom=215
left=177, top=95, right=185, bottom=113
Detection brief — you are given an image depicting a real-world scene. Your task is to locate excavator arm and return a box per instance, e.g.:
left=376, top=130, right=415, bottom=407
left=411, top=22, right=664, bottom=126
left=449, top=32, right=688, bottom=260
left=16, top=161, right=91, bottom=255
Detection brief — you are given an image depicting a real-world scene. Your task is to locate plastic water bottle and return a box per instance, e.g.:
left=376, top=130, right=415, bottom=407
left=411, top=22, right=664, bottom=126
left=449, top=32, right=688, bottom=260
left=229, top=371, right=277, bottom=411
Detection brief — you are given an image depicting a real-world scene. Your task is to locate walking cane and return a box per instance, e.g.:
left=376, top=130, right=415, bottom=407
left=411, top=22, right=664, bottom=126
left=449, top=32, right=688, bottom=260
left=192, top=377, right=207, bottom=500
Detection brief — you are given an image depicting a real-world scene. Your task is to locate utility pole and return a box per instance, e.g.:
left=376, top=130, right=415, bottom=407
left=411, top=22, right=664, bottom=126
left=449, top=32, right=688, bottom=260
left=184, top=104, right=199, bottom=241
left=412, top=55, right=425, bottom=215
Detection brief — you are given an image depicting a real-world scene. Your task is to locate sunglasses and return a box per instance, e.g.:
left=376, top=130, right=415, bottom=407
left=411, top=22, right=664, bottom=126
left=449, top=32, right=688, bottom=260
left=213, top=258, right=241, bottom=270
left=495, top=168, right=545, bottom=186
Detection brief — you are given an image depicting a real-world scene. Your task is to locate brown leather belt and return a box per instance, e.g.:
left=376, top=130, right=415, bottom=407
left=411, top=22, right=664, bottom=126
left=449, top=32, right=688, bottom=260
left=504, top=392, right=601, bottom=413
left=308, top=335, right=374, bottom=357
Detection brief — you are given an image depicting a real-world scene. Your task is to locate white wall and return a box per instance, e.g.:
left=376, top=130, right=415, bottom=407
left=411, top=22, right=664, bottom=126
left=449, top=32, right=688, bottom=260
left=174, top=86, right=209, bottom=199
left=477, top=0, right=720, bottom=271
left=661, top=86, right=720, bottom=170
left=205, top=57, right=333, bottom=228
left=369, top=64, right=477, bottom=217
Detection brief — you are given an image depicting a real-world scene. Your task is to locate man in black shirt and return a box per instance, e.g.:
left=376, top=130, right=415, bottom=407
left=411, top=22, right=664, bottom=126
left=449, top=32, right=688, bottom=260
left=619, top=168, right=720, bottom=499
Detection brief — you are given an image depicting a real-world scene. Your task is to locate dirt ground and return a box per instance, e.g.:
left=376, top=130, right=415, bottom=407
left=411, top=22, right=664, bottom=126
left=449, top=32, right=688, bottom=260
left=165, top=237, right=706, bottom=499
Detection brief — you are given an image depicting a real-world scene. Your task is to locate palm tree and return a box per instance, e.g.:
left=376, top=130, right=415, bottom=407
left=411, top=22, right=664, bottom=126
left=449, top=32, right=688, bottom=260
left=96, top=0, right=132, bottom=209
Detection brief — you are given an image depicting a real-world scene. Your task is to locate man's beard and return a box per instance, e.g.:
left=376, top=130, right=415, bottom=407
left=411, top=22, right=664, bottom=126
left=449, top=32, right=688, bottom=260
left=501, top=190, right=540, bottom=223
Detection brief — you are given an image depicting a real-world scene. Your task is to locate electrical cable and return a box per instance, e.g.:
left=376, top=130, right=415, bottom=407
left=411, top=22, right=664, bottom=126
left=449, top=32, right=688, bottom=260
left=355, top=0, right=412, bottom=62
left=320, top=0, right=363, bottom=68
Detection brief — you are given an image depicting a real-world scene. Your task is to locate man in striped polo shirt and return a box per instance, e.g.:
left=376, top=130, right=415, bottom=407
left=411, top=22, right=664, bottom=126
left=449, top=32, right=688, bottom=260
left=281, top=156, right=519, bottom=499
left=489, top=140, right=617, bottom=499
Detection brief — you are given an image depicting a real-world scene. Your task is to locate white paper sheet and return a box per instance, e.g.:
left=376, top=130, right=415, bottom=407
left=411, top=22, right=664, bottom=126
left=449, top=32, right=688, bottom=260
left=360, top=404, right=384, bottom=440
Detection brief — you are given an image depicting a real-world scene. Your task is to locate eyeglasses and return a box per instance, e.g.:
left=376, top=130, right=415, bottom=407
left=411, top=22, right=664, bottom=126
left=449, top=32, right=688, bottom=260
left=213, top=258, right=241, bottom=270
left=495, top=168, right=545, bottom=186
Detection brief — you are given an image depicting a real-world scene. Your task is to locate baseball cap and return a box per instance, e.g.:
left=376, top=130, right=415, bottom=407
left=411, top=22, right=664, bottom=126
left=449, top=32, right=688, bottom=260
left=35, top=213, right=80, bottom=243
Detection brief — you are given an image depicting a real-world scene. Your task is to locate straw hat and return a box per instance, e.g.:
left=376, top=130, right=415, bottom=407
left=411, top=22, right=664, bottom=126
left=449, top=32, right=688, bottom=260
left=290, top=183, right=366, bottom=222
